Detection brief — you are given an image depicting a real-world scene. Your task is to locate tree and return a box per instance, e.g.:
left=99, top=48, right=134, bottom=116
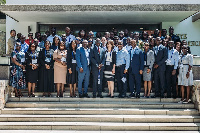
left=0, top=0, right=6, bottom=5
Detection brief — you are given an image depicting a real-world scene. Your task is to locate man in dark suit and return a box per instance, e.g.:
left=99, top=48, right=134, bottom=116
left=153, top=37, right=168, bottom=98
left=76, top=40, right=90, bottom=98
left=129, top=39, right=144, bottom=98
left=90, top=38, right=106, bottom=98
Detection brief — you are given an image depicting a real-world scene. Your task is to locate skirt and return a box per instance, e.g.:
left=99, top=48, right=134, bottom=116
left=54, top=64, right=67, bottom=84
left=143, top=67, right=152, bottom=81
left=104, top=71, right=115, bottom=81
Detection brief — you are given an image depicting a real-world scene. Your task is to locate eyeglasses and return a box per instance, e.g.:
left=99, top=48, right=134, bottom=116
left=31, top=46, right=35, bottom=48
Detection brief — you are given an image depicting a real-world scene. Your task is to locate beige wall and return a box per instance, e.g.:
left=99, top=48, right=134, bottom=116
left=162, top=16, right=200, bottom=56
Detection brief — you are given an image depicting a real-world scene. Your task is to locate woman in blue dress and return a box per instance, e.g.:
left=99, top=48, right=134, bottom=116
left=10, top=42, right=26, bottom=97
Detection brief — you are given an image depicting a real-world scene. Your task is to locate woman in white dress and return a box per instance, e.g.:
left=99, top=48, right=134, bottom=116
left=178, top=45, right=193, bottom=103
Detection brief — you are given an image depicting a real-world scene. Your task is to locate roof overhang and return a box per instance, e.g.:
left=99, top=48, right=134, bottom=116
left=0, top=5, right=199, bottom=24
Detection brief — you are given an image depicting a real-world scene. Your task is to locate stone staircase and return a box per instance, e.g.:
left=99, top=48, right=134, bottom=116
left=0, top=92, right=200, bottom=132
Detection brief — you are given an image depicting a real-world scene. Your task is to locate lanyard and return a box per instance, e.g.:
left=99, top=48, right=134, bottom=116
left=72, top=51, right=75, bottom=59
left=181, top=54, right=185, bottom=63
left=170, top=49, right=174, bottom=59
left=45, top=50, right=51, bottom=58
left=31, top=51, right=36, bottom=59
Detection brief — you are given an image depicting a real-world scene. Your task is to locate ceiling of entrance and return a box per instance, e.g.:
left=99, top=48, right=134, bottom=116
left=3, top=11, right=196, bottom=24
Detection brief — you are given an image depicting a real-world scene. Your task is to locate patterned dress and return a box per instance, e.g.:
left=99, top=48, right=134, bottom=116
left=10, top=50, right=26, bottom=89
left=178, top=54, right=193, bottom=86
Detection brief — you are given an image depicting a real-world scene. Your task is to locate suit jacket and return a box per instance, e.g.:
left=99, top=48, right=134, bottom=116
left=130, top=47, right=144, bottom=74
left=76, top=47, right=90, bottom=72
left=153, top=44, right=168, bottom=71
left=67, top=49, right=76, bottom=70
left=144, top=50, right=155, bottom=70
left=90, top=45, right=105, bottom=71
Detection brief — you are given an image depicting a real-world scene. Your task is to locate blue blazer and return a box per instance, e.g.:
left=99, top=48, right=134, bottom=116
left=153, top=44, right=168, bottom=71
left=76, top=47, right=90, bottom=72
left=90, top=45, right=105, bottom=71
left=130, top=47, right=144, bottom=74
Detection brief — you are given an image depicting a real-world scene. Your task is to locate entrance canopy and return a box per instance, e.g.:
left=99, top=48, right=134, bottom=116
left=0, top=5, right=199, bottom=24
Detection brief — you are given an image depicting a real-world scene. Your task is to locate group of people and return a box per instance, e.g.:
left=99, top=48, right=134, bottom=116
left=8, top=26, right=193, bottom=103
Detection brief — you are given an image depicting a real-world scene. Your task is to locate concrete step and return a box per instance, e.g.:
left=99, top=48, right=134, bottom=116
left=0, top=122, right=199, bottom=131
left=5, top=101, right=194, bottom=109
left=11, top=92, right=156, bottom=97
left=0, top=115, right=199, bottom=123
left=8, top=97, right=181, bottom=103
left=0, top=131, right=199, bottom=133
left=2, top=108, right=199, bottom=115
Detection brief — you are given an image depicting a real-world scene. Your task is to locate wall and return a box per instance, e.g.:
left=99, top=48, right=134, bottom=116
left=0, top=24, right=6, bottom=32
left=6, top=16, right=37, bottom=54
left=6, top=0, right=200, bottom=5
left=162, top=16, right=200, bottom=56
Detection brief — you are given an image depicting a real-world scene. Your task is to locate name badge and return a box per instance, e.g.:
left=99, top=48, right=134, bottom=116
left=32, top=59, right=37, bottom=64
left=144, top=61, right=147, bottom=65
left=106, top=61, right=110, bottom=66
left=21, top=58, right=25, bottom=63
left=121, top=77, right=126, bottom=83
left=61, top=57, right=66, bottom=62
left=72, top=59, right=76, bottom=64
left=45, top=57, right=51, bottom=63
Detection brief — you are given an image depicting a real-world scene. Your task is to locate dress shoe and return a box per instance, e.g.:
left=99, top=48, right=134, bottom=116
left=93, top=95, right=96, bottom=98
left=121, top=95, right=126, bottom=98
left=128, top=93, right=135, bottom=98
left=79, top=94, right=84, bottom=98
left=118, top=95, right=122, bottom=98
left=161, top=95, right=164, bottom=98
left=84, top=93, right=90, bottom=98
left=97, top=94, right=103, bottom=98
left=110, top=96, right=114, bottom=98
left=136, top=93, right=140, bottom=98
left=106, top=94, right=111, bottom=97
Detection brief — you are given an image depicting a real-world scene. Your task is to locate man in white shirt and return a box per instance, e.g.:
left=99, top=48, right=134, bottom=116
left=65, top=27, right=75, bottom=49
left=165, top=41, right=179, bottom=98
left=47, top=27, right=61, bottom=43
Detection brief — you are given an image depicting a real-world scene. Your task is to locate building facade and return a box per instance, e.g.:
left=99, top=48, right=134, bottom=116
left=1, top=0, right=200, bottom=55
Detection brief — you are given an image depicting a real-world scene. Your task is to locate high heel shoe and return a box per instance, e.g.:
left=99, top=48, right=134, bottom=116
left=32, top=93, right=35, bottom=97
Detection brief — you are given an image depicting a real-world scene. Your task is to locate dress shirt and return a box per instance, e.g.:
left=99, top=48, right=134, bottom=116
left=154, top=44, right=163, bottom=55
left=125, top=45, right=132, bottom=52
left=130, top=46, right=139, bottom=60
left=20, top=42, right=29, bottom=53
left=116, top=49, right=130, bottom=70
left=65, top=34, right=76, bottom=48
left=47, top=35, right=62, bottom=43
left=166, top=48, right=179, bottom=69
left=84, top=48, right=90, bottom=65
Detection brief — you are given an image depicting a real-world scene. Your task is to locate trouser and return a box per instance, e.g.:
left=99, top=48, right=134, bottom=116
left=92, top=69, right=104, bottom=96
left=154, top=69, right=165, bottom=96
left=166, top=65, right=177, bottom=97
left=129, top=71, right=141, bottom=94
left=116, top=65, right=127, bottom=96
left=78, top=67, right=90, bottom=95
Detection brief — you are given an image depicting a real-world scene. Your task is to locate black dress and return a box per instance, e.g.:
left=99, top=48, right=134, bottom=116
left=67, top=50, right=78, bottom=84
left=38, top=48, right=54, bottom=92
left=104, top=51, right=116, bottom=81
left=25, top=50, right=40, bottom=83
